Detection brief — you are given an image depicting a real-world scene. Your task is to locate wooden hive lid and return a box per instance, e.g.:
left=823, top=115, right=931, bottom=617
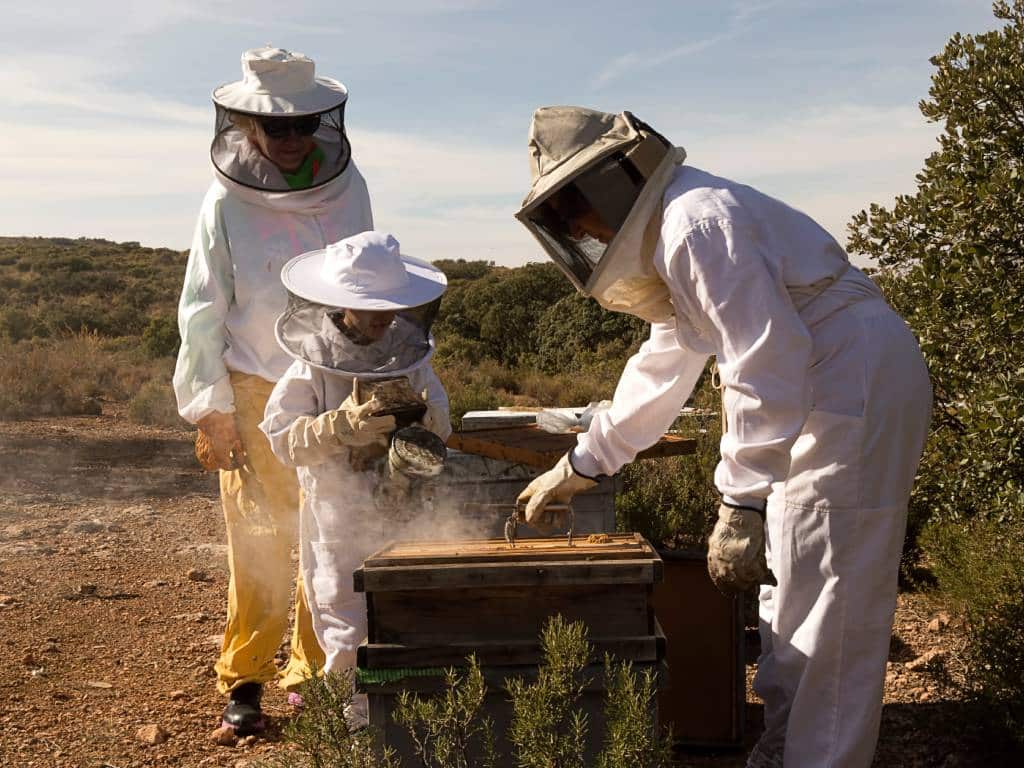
left=354, top=533, right=663, bottom=593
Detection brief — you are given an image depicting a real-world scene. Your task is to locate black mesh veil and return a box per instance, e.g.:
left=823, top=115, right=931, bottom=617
left=211, top=102, right=351, bottom=192
left=519, top=122, right=672, bottom=292
left=525, top=142, right=669, bottom=288
left=275, top=293, right=440, bottom=379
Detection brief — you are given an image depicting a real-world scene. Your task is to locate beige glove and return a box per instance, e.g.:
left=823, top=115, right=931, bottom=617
left=517, top=452, right=597, bottom=531
left=706, top=502, right=777, bottom=595
left=287, top=395, right=396, bottom=465
left=196, top=411, right=244, bottom=471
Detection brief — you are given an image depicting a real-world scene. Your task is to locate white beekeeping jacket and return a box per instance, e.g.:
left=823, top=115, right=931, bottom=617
left=573, top=165, right=881, bottom=507
left=173, top=162, right=373, bottom=423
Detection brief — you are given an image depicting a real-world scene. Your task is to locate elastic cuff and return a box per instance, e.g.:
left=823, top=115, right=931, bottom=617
left=567, top=448, right=603, bottom=481
left=721, top=496, right=767, bottom=519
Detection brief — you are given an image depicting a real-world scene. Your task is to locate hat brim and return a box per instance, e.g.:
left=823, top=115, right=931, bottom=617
left=281, top=251, right=448, bottom=310
left=212, top=76, right=348, bottom=115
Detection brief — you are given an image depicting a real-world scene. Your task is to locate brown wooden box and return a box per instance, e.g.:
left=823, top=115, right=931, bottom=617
left=653, top=549, right=745, bottom=748
left=354, top=533, right=664, bottom=667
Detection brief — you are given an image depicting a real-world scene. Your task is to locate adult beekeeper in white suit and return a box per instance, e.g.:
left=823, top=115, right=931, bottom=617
left=261, top=230, right=451, bottom=728
left=172, top=46, right=373, bottom=733
left=515, top=107, right=932, bottom=768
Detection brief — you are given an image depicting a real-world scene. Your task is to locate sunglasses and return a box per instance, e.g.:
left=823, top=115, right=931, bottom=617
left=259, top=114, right=321, bottom=139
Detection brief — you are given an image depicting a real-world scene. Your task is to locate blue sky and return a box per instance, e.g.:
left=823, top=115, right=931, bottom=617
left=0, top=1, right=1002, bottom=266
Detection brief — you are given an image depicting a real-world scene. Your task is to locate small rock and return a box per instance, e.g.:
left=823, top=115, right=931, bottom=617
left=77, top=584, right=97, bottom=596
left=238, top=734, right=257, bottom=748
left=927, top=612, right=950, bottom=633
left=137, top=724, right=169, bottom=745
left=919, top=691, right=933, bottom=702
left=169, top=690, right=188, bottom=700
left=0, top=594, right=17, bottom=607
left=43, top=642, right=59, bottom=654
left=143, top=580, right=168, bottom=589
left=210, top=725, right=238, bottom=746
left=22, top=652, right=38, bottom=667
left=186, top=569, right=209, bottom=582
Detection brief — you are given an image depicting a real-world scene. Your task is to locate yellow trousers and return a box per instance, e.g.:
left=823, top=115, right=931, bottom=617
left=214, top=372, right=325, bottom=694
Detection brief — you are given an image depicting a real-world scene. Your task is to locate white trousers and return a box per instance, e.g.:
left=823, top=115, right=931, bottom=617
left=296, top=467, right=385, bottom=678
left=751, top=299, right=931, bottom=767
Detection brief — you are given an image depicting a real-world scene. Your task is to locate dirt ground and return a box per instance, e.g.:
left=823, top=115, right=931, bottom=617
left=0, top=412, right=1019, bottom=768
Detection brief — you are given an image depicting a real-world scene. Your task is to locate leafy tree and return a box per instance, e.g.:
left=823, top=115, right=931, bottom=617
left=434, top=259, right=495, bottom=282
left=533, top=293, right=648, bottom=374
left=848, top=0, right=1024, bottom=524
left=847, top=0, right=1024, bottom=737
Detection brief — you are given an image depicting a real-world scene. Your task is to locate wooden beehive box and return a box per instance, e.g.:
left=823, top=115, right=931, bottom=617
left=354, top=534, right=666, bottom=767
left=354, top=533, right=663, bottom=668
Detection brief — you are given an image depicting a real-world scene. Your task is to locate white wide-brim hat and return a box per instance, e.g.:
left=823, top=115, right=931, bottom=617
left=282, top=231, right=448, bottom=310
left=212, top=46, right=347, bottom=115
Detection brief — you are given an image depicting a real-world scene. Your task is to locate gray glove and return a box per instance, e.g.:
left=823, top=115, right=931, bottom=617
left=706, top=502, right=777, bottom=595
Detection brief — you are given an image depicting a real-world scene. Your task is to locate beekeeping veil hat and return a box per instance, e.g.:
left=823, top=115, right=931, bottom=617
left=276, top=231, right=448, bottom=379
left=210, top=47, right=352, bottom=193
left=515, top=107, right=687, bottom=323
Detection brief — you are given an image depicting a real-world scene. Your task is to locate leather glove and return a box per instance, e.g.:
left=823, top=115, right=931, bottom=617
left=517, top=452, right=597, bottom=532
left=706, top=501, right=777, bottom=595
left=195, top=411, right=244, bottom=471
left=286, top=395, right=396, bottom=466
left=333, top=392, right=397, bottom=447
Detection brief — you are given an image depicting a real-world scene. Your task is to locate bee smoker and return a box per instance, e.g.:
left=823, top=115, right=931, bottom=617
left=373, top=425, right=447, bottom=510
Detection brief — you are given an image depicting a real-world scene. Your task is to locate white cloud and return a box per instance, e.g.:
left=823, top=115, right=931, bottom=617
left=668, top=102, right=939, bottom=254
left=0, top=101, right=939, bottom=268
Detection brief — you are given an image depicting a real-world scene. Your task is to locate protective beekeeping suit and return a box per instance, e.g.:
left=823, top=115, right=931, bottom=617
left=261, top=231, right=450, bottom=726
left=514, top=107, right=932, bottom=768
left=172, top=46, right=373, bottom=733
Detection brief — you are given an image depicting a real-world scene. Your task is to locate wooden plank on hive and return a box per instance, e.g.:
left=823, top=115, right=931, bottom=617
left=356, top=559, right=660, bottom=592
left=362, top=533, right=652, bottom=568
left=357, top=622, right=665, bottom=669
left=446, top=426, right=696, bottom=470
left=369, top=583, right=651, bottom=645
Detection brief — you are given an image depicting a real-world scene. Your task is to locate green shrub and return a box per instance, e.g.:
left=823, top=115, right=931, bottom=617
left=921, top=514, right=1024, bottom=739
left=127, top=378, right=184, bottom=427
left=262, top=668, right=398, bottom=768
left=0, top=307, right=32, bottom=342
left=0, top=332, right=119, bottom=418
left=616, top=369, right=721, bottom=548
left=393, top=657, right=498, bottom=768
left=596, top=658, right=672, bottom=768
left=507, top=616, right=591, bottom=768
left=141, top=315, right=180, bottom=358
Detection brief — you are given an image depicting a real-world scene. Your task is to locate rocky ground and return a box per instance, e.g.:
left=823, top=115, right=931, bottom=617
left=0, top=412, right=1019, bottom=767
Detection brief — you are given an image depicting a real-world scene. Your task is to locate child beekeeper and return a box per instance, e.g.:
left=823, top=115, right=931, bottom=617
left=260, top=230, right=451, bottom=724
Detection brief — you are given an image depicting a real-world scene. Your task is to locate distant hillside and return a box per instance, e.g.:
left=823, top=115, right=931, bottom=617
left=0, top=235, right=649, bottom=386
left=0, top=237, right=187, bottom=342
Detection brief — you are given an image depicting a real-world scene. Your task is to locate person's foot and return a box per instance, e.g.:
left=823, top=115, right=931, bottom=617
left=221, top=682, right=265, bottom=735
